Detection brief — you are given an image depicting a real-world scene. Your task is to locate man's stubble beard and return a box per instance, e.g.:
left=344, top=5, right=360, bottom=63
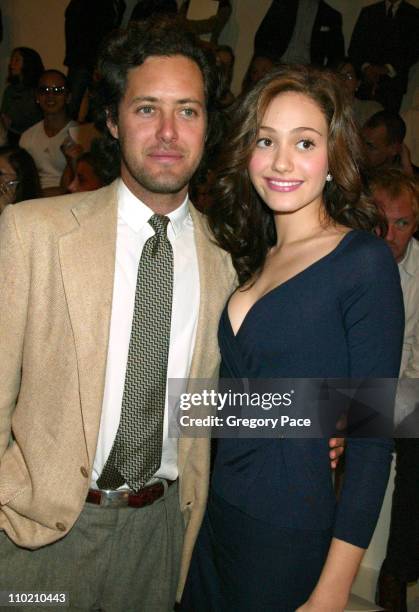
left=120, top=143, right=204, bottom=196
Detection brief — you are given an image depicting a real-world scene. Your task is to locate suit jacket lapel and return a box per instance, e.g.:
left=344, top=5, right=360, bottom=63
left=187, top=204, right=236, bottom=382
left=178, top=205, right=237, bottom=472
left=58, top=182, right=118, bottom=462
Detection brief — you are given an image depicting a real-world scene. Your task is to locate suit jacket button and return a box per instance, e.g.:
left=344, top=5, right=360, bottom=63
left=56, top=522, right=66, bottom=532
left=80, top=466, right=89, bottom=478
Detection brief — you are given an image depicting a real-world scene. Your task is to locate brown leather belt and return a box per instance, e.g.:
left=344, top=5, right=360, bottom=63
left=86, top=480, right=176, bottom=509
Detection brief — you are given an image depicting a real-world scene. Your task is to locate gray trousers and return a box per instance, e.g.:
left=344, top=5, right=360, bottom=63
left=0, top=482, right=183, bottom=611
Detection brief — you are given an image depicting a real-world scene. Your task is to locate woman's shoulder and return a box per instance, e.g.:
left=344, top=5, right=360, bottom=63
left=335, top=229, right=395, bottom=268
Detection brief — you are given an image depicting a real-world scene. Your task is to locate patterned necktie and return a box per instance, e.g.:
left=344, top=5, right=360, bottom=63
left=97, top=214, right=173, bottom=491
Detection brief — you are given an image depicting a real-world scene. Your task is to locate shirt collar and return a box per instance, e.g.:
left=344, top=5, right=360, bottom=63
left=398, top=238, right=417, bottom=277
left=386, top=0, right=402, bottom=15
left=117, top=178, right=190, bottom=236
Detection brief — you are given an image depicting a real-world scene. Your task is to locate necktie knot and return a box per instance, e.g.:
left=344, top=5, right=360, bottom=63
left=149, top=214, right=170, bottom=238
left=387, top=3, right=396, bottom=18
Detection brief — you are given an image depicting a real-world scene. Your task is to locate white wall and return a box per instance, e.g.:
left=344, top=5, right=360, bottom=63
left=0, top=0, right=139, bottom=96
left=219, top=0, right=419, bottom=109
left=0, top=0, right=68, bottom=88
left=2, top=1, right=418, bottom=109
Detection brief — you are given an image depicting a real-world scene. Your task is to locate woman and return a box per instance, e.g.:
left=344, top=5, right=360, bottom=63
left=67, top=151, right=104, bottom=193
left=0, top=47, right=44, bottom=146
left=19, top=69, right=78, bottom=196
left=332, top=57, right=383, bottom=127
left=0, top=146, right=41, bottom=213
left=180, top=65, right=404, bottom=611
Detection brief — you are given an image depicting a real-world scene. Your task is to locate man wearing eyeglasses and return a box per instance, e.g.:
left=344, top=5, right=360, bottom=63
left=19, top=70, right=78, bottom=196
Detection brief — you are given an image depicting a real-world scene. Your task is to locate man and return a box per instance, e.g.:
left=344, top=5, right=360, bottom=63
left=0, top=20, right=233, bottom=612
left=371, top=169, right=419, bottom=611
left=362, top=110, right=416, bottom=175
left=0, top=19, right=342, bottom=612
left=348, top=0, right=419, bottom=113
left=254, top=0, right=344, bottom=67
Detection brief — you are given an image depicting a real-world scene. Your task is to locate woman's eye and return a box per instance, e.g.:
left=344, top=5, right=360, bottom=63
left=296, top=139, right=315, bottom=150
left=256, top=137, right=273, bottom=148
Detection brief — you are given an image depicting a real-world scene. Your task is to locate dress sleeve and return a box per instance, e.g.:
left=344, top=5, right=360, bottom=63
left=333, top=237, right=404, bottom=548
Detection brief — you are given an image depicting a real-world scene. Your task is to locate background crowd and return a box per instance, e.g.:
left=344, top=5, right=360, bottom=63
left=0, top=2, right=418, bottom=611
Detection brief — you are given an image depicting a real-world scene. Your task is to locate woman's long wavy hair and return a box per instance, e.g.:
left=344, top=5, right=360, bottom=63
left=208, top=64, right=384, bottom=286
left=9, top=47, right=44, bottom=89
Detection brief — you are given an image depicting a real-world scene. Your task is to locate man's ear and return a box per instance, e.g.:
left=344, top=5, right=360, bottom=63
left=106, top=111, right=119, bottom=140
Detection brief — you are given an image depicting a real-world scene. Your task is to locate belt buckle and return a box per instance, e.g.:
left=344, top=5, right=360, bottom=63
left=100, top=490, right=130, bottom=508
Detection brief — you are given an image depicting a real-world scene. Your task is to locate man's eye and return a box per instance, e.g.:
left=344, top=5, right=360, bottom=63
left=137, top=106, right=154, bottom=115
left=395, top=219, right=409, bottom=229
left=296, top=139, right=315, bottom=150
left=181, top=108, right=197, bottom=117
left=256, top=137, right=273, bottom=148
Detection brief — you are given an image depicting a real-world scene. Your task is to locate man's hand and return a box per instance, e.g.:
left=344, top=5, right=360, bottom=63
left=363, top=64, right=388, bottom=95
left=329, top=437, right=345, bottom=469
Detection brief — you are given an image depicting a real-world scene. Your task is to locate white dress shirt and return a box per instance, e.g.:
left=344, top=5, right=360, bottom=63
left=386, top=0, right=402, bottom=18
left=398, top=237, right=419, bottom=375
left=393, top=237, right=419, bottom=425
left=92, top=180, right=200, bottom=487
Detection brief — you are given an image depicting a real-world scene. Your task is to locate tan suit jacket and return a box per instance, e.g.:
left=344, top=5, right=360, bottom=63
left=0, top=181, right=236, bottom=597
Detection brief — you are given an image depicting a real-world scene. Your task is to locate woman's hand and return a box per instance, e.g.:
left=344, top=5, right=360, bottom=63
left=329, top=437, right=345, bottom=469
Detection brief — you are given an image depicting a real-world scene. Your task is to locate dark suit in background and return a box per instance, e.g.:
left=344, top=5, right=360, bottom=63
left=349, top=1, right=419, bottom=112
left=254, top=0, right=344, bottom=67
left=129, top=0, right=178, bottom=22
left=64, top=0, right=126, bottom=118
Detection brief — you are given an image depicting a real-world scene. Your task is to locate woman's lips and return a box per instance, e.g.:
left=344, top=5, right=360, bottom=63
left=265, top=178, right=303, bottom=192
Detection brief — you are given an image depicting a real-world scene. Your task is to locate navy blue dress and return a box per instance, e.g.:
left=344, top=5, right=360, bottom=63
left=181, top=230, right=404, bottom=612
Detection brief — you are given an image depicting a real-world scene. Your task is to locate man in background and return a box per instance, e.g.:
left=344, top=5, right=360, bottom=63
left=64, top=0, right=126, bottom=119
left=371, top=169, right=419, bottom=612
left=349, top=0, right=419, bottom=112
left=254, top=0, right=344, bottom=67
left=362, top=111, right=417, bottom=175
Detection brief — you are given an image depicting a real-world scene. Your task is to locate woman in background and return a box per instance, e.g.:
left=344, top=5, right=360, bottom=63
left=67, top=151, right=104, bottom=193
left=181, top=65, right=404, bottom=612
left=0, top=146, right=40, bottom=213
left=0, top=47, right=44, bottom=146
left=332, top=57, right=383, bottom=128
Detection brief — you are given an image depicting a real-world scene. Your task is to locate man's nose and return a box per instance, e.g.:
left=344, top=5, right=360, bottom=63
left=156, top=113, right=178, bottom=143
left=386, top=223, right=396, bottom=242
